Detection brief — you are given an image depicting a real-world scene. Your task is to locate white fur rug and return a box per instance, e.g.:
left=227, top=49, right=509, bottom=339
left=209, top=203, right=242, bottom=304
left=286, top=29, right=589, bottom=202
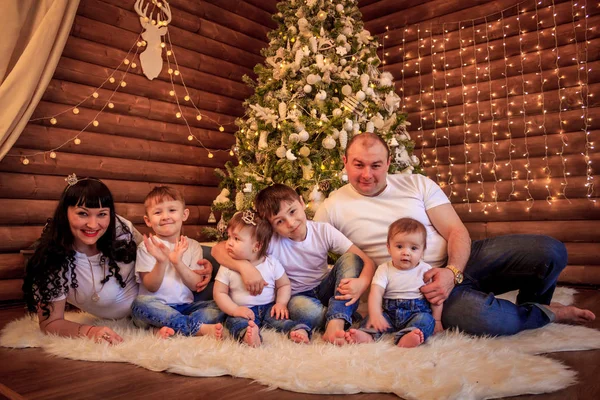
left=2, top=287, right=600, bottom=400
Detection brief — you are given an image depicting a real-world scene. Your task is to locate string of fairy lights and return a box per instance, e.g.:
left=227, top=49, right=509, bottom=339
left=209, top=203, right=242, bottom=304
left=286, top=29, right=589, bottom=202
left=379, top=0, right=596, bottom=212
left=9, top=0, right=235, bottom=166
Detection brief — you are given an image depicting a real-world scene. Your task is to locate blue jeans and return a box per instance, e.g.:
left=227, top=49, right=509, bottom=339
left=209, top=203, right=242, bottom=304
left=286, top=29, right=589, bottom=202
left=360, top=298, right=435, bottom=344
left=288, top=253, right=364, bottom=332
left=443, top=234, right=566, bottom=336
left=225, top=303, right=310, bottom=341
left=131, top=295, right=225, bottom=336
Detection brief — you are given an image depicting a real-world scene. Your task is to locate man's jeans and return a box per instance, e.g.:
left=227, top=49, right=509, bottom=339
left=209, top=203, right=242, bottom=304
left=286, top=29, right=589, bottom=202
left=225, top=303, right=310, bottom=341
left=360, top=298, right=435, bottom=344
left=132, top=295, right=224, bottom=336
left=443, top=234, right=566, bottom=336
left=288, top=253, right=364, bottom=332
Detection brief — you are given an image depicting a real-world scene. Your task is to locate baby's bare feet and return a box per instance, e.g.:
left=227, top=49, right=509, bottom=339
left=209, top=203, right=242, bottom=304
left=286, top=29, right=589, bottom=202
left=322, top=319, right=346, bottom=346
left=549, top=304, right=596, bottom=324
left=198, top=323, right=224, bottom=340
left=344, top=328, right=374, bottom=344
left=243, top=320, right=261, bottom=347
left=290, top=329, right=310, bottom=344
left=154, top=326, right=175, bottom=339
left=397, top=329, right=424, bottom=348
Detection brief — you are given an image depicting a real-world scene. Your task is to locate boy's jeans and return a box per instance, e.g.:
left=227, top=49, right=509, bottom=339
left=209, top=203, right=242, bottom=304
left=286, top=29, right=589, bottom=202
left=443, top=234, right=566, bottom=336
left=288, top=253, right=364, bottom=331
left=131, top=295, right=224, bottom=336
left=225, top=302, right=310, bottom=341
left=360, top=298, right=435, bottom=344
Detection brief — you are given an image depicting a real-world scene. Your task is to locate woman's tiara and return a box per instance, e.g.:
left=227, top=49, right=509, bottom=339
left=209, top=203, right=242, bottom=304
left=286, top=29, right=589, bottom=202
left=64, top=173, right=102, bottom=189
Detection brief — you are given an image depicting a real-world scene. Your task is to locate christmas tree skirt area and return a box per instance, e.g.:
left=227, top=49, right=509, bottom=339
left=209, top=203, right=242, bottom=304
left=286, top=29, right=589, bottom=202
left=2, top=288, right=599, bottom=400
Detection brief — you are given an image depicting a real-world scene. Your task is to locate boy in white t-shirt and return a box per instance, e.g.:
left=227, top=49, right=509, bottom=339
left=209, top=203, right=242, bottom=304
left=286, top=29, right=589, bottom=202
left=131, top=186, right=224, bottom=338
left=213, top=211, right=310, bottom=347
left=346, top=218, right=443, bottom=348
left=212, top=184, right=376, bottom=345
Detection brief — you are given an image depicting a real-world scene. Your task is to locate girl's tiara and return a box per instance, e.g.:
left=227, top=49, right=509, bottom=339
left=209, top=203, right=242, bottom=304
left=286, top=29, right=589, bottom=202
left=64, top=173, right=102, bottom=189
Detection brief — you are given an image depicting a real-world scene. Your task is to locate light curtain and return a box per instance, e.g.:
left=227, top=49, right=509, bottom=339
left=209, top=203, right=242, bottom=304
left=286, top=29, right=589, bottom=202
left=0, top=0, right=80, bottom=160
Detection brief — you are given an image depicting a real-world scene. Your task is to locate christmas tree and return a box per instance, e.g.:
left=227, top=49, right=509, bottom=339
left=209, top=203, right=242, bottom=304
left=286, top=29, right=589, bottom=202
left=207, top=0, right=421, bottom=239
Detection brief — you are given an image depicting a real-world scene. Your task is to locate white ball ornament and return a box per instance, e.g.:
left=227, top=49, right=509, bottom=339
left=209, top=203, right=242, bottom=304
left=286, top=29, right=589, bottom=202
left=356, top=90, right=366, bottom=101
left=365, top=87, right=374, bottom=97
left=303, top=84, right=313, bottom=93
left=306, top=74, right=320, bottom=85
left=298, top=129, right=309, bottom=142
left=316, top=90, right=327, bottom=101
left=276, top=146, right=287, bottom=158
left=411, top=155, right=420, bottom=165
left=289, top=133, right=300, bottom=143
left=341, top=85, right=352, bottom=96
left=322, top=135, right=336, bottom=149
left=366, top=121, right=375, bottom=132
left=332, top=108, right=342, bottom=118
left=340, top=59, right=347, bottom=66
left=344, top=119, right=353, bottom=131
left=336, top=4, right=344, bottom=12
left=332, top=128, right=340, bottom=139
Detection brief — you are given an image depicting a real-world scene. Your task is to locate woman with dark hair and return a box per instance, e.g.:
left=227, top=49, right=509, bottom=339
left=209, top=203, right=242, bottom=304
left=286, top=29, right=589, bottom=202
left=23, top=175, right=139, bottom=344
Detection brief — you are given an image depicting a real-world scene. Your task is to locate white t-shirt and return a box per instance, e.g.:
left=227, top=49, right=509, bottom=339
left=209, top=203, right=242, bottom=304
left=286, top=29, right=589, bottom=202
left=372, top=261, right=433, bottom=300
left=267, top=221, right=353, bottom=294
left=314, top=174, right=450, bottom=267
left=135, top=237, right=204, bottom=305
left=215, top=256, right=285, bottom=307
left=51, top=251, right=139, bottom=319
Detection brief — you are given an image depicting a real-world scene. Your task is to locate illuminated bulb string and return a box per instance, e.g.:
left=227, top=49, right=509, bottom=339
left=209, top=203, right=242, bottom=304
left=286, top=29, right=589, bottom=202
left=501, top=10, right=517, bottom=200
left=471, top=20, right=487, bottom=212
left=458, top=22, right=472, bottom=212
left=534, top=0, right=554, bottom=204
left=430, top=26, right=441, bottom=186
left=416, top=26, right=426, bottom=168
left=484, top=16, right=499, bottom=210
left=441, top=25, right=454, bottom=197
left=517, top=3, right=534, bottom=210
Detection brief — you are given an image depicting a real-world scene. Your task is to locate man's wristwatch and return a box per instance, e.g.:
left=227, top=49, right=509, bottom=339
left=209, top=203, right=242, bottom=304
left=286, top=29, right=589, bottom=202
left=446, top=265, right=464, bottom=285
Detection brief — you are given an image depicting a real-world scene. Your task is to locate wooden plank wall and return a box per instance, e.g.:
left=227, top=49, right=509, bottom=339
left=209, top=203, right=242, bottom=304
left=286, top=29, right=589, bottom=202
left=362, top=0, right=600, bottom=284
left=0, top=0, right=277, bottom=302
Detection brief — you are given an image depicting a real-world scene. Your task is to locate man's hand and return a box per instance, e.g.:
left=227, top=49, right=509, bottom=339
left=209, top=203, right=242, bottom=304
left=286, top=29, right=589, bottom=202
left=193, top=259, right=213, bottom=292
left=143, top=234, right=170, bottom=264
left=270, top=303, right=289, bottom=320
left=421, top=268, right=455, bottom=305
left=240, top=266, right=268, bottom=296
left=233, top=306, right=255, bottom=320
left=335, top=277, right=369, bottom=306
left=366, top=313, right=390, bottom=332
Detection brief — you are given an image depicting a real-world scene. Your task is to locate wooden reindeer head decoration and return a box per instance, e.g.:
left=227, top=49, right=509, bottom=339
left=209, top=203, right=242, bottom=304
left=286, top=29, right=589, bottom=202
left=135, top=0, right=172, bottom=80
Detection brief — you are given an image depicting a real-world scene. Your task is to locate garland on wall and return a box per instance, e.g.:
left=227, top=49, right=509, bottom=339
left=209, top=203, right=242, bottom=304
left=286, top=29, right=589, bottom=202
left=380, top=0, right=596, bottom=212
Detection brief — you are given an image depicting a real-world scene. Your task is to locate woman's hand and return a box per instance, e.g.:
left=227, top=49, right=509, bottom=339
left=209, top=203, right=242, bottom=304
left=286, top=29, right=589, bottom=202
left=86, top=325, right=123, bottom=345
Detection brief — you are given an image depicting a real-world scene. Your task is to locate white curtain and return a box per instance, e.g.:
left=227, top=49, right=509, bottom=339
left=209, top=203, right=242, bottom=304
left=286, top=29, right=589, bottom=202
left=0, top=0, right=80, bottom=159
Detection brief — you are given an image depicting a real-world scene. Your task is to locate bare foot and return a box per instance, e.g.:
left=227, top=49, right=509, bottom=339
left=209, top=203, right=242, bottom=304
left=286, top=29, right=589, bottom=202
left=197, top=323, right=224, bottom=340
left=322, top=319, right=346, bottom=346
left=243, top=320, right=261, bottom=347
left=344, top=328, right=374, bottom=344
left=397, top=329, right=424, bottom=348
left=290, top=329, right=310, bottom=344
left=154, top=326, right=175, bottom=339
left=549, top=304, right=596, bottom=324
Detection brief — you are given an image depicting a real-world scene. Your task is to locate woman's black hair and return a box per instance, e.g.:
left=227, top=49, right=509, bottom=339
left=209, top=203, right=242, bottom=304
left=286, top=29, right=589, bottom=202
left=22, top=178, right=137, bottom=319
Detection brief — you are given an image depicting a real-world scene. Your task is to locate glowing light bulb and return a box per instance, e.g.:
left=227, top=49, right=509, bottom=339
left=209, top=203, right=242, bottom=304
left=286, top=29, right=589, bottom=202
left=74, top=138, right=81, bottom=145
left=50, top=152, right=57, bottom=159
left=50, top=118, right=57, bottom=125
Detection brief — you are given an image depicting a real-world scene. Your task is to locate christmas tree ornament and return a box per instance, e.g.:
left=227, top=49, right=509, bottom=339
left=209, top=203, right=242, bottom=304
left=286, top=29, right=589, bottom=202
left=207, top=211, right=217, bottom=223
left=322, top=136, right=336, bottom=149
left=299, top=146, right=311, bottom=157
left=298, top=130, right=309, bottom=142
left=216, top=217, right=227, bottom=235
left=285, top=149, right=297, bottom=161
left=303, top=84, right=312, bottom=93
left=339, top=129, right=348, bottom=149
left=276, top=146, right=287, bottom=158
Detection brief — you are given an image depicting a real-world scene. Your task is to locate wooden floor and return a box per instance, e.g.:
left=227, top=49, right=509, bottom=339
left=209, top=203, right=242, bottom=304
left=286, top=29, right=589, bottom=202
left=1, top=287, right=599, bottom=400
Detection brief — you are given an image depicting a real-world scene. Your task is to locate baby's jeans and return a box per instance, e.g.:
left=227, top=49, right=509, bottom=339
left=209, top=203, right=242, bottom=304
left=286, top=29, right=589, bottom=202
left=288, top=252, right=364, bottom=332
left=361, top=298, right=435, bottom=344
left=225, top=302, right=310, bottom=342
left=131, top=295, right=224, bottom=336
